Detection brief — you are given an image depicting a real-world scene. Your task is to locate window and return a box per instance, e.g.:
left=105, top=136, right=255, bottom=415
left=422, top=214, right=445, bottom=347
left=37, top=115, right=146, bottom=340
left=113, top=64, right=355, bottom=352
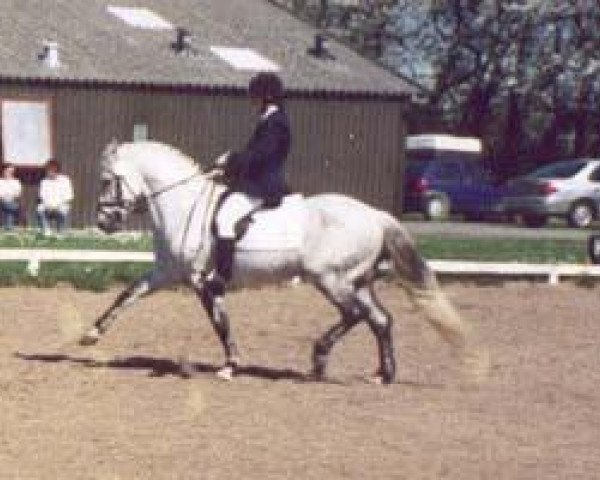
left=1, top=100, right=53, bottom=167
left=589, top=165, right=600, bottom=182
left=434, top=161, right=462, bottom=183
left=528, top=160, right=587, bottom=179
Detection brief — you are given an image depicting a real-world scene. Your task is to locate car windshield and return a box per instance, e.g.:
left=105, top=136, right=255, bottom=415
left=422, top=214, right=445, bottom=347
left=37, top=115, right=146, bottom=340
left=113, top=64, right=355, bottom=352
left=527, top=160, right=588, bottom=179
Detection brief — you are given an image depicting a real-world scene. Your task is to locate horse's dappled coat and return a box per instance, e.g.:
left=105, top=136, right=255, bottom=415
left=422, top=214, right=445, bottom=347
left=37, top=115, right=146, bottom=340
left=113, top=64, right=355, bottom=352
left=85, top=141, right=488, bottom=384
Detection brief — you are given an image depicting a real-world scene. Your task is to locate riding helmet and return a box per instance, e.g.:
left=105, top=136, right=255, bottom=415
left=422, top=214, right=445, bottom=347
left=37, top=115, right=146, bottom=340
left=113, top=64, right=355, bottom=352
left=248, top=72, right=284, bottom=103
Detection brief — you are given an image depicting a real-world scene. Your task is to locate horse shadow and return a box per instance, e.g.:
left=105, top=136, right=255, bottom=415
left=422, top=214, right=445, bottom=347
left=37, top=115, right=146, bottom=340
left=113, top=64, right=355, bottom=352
left=14, top=351, right=314, bottom=383
left=14, top=351, right=445, bottom=389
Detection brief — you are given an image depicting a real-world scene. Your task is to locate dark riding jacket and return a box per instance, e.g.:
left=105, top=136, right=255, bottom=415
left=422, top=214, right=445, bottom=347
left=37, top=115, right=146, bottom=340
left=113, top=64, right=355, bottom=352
left=226, top=106, right=290, bottom=202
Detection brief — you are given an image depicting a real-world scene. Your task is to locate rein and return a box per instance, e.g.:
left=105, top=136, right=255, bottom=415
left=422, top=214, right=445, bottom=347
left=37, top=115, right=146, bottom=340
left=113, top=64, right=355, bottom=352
left=147, top=170, right=203, bottom=199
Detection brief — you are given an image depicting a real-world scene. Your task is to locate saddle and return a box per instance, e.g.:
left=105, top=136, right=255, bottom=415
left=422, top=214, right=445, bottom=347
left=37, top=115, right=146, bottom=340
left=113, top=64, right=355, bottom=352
left=214, top=193, right=307, bottom=252
left=233, top=194, right=283, bottom=240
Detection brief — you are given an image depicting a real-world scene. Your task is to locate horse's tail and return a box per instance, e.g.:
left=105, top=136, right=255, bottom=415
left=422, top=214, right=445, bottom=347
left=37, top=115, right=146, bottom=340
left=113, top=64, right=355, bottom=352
left=378, top=212, right=489, bottom=380
left=378, top=213, right=472, bottom=350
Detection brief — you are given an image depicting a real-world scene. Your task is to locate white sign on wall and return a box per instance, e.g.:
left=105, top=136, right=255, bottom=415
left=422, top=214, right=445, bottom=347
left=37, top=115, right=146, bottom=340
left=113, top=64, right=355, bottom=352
left=1, top=100, right=53, bottom=167
left=133, top=123, right=149, bottom=142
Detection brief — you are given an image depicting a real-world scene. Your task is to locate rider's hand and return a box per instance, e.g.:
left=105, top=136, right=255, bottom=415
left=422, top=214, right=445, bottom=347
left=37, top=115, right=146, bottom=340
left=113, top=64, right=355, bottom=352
left=214, top=151, right=230, bottom=167
left=206, top=168, right=225, bottom=180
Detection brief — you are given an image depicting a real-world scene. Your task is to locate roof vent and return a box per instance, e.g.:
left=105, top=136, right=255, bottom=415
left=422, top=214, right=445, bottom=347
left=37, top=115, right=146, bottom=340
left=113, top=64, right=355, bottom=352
left=171, top=27, right=197, bottom=55
left=39, top=41, right=60, bottom=69
left=308, top=34, right=335, bottom=60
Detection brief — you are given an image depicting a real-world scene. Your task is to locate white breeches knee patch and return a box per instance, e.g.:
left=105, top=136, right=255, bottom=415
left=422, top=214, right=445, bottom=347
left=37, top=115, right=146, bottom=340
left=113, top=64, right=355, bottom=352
left=216, top=193, right=262, bottom=238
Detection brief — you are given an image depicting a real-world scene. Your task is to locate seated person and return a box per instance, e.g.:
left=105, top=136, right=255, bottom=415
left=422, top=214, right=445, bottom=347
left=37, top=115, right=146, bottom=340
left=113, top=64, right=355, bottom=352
left=0, top=163, right=22, bottom=230
left=37, top=159, right=74, bottom=235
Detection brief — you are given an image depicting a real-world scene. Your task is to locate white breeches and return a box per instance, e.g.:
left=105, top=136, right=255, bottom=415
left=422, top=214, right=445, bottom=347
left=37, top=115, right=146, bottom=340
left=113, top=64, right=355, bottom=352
left=215, top=192, right=262, bottom=239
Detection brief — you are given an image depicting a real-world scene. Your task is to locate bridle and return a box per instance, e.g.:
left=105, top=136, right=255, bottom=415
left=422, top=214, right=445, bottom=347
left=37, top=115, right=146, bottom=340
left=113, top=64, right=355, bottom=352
left=98, top=163, right=222, bottom=268
left=98, top=169, right=203, bottom=213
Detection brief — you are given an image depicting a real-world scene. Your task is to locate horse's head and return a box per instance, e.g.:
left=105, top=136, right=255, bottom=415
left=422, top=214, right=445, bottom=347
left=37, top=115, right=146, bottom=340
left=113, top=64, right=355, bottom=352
left=96, top=140, right=148, bottom=234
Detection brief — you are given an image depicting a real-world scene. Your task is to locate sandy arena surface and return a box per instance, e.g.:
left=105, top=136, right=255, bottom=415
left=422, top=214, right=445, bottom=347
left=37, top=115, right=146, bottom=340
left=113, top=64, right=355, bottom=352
left=0, top=281, right=599, bottom=479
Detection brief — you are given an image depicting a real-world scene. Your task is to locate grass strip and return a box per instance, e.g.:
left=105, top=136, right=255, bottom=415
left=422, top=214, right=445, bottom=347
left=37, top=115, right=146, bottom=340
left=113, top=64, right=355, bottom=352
left=0, top=262, right=151, bottom=292
left=0, top=231, right=590, bottom=292
left=416, top=235, right=587, bottom=264
left=0, top=231, right=152, bottom=251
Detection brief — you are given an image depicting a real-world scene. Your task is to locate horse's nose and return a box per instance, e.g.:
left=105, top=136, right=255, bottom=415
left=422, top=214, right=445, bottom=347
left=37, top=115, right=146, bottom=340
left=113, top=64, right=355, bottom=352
left=97, top=209, right=120, bottom=233
left=97, top=211, right=110, bottom=231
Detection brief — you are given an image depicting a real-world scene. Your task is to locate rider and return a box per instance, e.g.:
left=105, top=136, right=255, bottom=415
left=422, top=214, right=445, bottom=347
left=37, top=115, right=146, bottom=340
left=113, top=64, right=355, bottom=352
left=211, top=72, right=291, bottom=288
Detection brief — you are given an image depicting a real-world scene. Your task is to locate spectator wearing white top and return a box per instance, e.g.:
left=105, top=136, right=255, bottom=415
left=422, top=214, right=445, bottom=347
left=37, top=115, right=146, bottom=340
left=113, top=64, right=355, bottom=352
left=0, top=164, right=22, bottom=230
left=37, top=159, right=74, bottom=235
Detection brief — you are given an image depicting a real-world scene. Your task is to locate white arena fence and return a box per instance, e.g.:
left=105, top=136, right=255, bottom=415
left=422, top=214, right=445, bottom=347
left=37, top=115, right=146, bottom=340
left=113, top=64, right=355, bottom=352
left=0, top=249, right=154, bottom=277
left=0, top=249, right=599, bottom=285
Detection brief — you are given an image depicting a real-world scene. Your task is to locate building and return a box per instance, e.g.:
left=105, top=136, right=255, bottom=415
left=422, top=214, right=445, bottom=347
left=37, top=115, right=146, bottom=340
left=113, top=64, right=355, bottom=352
left=0, top=0, right=414, bottom=227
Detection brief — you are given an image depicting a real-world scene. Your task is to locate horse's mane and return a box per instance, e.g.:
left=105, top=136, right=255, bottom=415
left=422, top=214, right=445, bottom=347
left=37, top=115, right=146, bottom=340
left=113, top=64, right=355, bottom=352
left=102, top=140, right=201, bottom=172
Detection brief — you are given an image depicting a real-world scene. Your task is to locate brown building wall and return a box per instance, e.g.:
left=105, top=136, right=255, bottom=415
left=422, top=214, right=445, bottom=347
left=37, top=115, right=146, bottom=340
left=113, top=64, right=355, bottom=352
left=0, top=81, right=407, bottom=228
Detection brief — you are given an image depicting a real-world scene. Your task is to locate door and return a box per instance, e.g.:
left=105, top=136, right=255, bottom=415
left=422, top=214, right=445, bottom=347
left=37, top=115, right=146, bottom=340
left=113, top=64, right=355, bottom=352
left=430, top=160, right=466, bottom=212
left=460, top=162, right=497, bottom=214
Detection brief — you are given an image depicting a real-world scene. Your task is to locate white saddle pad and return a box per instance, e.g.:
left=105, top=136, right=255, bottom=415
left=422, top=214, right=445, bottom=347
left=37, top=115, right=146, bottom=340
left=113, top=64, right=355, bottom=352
left=237, top=194, right=307, bottom=251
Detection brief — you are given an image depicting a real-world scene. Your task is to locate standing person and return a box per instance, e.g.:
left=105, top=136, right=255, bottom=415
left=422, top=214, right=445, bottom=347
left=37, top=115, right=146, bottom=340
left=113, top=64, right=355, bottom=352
left=0, top=163, right=22, bottom=230
left=37, top=159, right=74, bottom=236
left=211, top=72, right=291, bottom=289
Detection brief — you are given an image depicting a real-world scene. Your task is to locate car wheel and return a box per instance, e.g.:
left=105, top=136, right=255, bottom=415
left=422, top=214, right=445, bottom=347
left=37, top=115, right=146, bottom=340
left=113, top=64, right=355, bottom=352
left=424, top=195, right=449, bottom=221
left=521, top=214, right=547, bottom=227
left=588, top=235, right=600, bottom=264
left=567, top=201, right=595, bottom=228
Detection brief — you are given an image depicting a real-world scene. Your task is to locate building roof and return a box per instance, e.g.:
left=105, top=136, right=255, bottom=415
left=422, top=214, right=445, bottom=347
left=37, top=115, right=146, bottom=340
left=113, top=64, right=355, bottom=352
left=0, top=0, right=413, bottom=98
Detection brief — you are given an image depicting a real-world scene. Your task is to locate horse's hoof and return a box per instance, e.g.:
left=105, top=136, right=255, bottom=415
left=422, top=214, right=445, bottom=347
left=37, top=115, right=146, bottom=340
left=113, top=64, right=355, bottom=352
left=306, top=370, right=324, bottom=382
left=179, top=356, right=195, bottom=379
left=79, top=328, right=100, bottom=346
left=216, top=365, right=234, bottom=382
left=367, top=372, right=394, bottom=385
left=367, top=375, right=384, bottom=385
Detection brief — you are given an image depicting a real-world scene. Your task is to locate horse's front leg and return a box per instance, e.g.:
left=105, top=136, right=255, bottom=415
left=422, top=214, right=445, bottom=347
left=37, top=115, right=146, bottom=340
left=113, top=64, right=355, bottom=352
left=192, top=280, right=240, bottom=380
left=80, top=270, right=167, bottom=346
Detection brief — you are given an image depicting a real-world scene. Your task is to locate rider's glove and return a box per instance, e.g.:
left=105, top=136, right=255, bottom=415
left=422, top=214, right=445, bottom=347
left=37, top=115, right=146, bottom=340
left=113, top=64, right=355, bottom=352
left=214, top=151, right=231, bottom=168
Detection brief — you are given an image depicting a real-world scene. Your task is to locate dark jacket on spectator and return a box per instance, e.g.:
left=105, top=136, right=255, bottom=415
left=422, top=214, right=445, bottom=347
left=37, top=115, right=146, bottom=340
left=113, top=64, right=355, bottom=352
left=226, top=106, right=290, bottom=202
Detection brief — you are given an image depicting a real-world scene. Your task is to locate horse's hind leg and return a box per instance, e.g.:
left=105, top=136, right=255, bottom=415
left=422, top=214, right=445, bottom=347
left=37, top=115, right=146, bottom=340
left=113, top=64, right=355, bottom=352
left=312, top=277, right=396, bottom=384
left=355, top=285, right=396, bottom=384
left=311, top=280, right=366, bottom=380
left=192, top=283, right=240, bottom=380
left=312, top=314, right=362, bottom=380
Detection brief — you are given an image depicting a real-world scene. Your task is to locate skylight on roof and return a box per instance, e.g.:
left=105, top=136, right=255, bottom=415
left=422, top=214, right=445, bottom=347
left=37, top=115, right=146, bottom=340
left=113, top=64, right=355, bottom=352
left=107, top=6, right=173, bottom=30
left=210, top=47, right=280, bottom=72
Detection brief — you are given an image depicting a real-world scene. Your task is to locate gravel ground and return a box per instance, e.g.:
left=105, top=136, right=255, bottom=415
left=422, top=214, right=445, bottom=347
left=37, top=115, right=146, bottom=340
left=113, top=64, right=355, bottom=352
left=0, top=282, right=598, bottom=479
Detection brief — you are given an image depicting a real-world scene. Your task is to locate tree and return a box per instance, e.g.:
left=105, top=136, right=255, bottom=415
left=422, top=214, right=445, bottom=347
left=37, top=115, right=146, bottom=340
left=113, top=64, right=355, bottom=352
left=271, top=0, right=600, bottom=176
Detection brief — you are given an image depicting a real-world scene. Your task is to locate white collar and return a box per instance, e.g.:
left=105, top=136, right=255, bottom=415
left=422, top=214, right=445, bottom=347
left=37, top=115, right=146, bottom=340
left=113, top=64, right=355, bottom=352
left=261, top=104, right=279, bottom=120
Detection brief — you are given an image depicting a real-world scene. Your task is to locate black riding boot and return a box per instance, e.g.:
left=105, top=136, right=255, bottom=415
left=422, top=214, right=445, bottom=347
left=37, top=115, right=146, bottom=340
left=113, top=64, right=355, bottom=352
left=215, top=237, right=236, bottom=283
left=207, top=238, right=236, bottom=297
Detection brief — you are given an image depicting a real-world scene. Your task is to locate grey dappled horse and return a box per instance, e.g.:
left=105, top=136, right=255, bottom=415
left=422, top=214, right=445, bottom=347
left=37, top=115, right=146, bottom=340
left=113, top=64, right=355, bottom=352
left=81, top=141, right=485, bottom=384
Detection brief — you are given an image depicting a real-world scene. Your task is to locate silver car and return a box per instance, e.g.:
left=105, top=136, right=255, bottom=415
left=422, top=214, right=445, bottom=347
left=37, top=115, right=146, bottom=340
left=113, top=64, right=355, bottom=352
left=502, top=159, right=600, bottom=228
